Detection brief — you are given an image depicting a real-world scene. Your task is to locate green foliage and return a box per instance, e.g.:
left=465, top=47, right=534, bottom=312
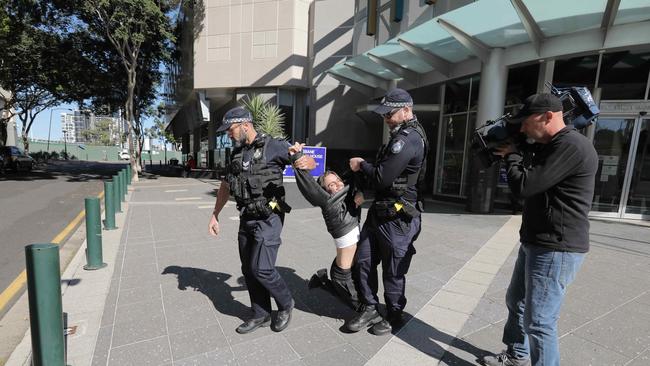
left=241, top=95, right=286, bottom=139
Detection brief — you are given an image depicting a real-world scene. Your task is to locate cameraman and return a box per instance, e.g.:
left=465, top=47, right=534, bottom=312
left=482, top=93, right=598, bottom=366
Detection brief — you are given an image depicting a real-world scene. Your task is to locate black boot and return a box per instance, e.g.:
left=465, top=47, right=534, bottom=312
left=272, top=299, right=294, bottom=332
left=308, top=268, right=328, bottom=289
left=345, top=304, right=382, bottom=332
left=370, top=310, right=405, bottom=335
left=236, top=315, right=271, bottom=334
left=330, top=261, right=362, bottom=311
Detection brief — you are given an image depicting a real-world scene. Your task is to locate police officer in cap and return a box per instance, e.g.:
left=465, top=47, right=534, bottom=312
left=348, top=88, right=428, bottom=335
left=208, top=106, right=315, bottom=334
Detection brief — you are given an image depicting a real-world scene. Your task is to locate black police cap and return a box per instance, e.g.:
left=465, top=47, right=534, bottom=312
left=216, top=106, right=252, bottom=133
left=373, top=88, right=414, bottom=115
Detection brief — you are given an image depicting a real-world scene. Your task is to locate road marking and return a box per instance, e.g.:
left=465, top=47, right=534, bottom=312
left=164, top=189, right=188, bottom=193
left=174, top=197, right=201, bottom=201
left=0, top=190, right=104, bottom=314
left=197, top=205, right=214, bottom=209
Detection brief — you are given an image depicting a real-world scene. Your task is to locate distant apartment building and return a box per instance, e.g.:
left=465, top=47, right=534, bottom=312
left=166, top=0, right=650, bottom=219
left=61, top=111, right=126, bottom=145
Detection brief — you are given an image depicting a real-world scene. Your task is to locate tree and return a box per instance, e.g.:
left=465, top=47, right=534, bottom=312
left=80, top=118, right=113, bottom=145
left=241, top=95, right=287, bottom=139
left=0, top=0, right=78, bottom=151
left=58, top=0, right=175, bottom=181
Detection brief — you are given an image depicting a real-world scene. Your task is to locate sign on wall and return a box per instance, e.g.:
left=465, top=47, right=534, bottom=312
left=283, top=146, right=327, bottom=178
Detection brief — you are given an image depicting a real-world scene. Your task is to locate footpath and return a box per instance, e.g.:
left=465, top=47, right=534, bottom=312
left=5, top=175, right=650, bottom=366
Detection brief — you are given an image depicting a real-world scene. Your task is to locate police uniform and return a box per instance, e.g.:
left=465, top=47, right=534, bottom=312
left=216, top=107, right=294, bottom=333
left=347, top=89, right=428, bottom=334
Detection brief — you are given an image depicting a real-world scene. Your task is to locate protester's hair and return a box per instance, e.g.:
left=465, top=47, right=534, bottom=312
left=317, top=170, right=342, bottom=190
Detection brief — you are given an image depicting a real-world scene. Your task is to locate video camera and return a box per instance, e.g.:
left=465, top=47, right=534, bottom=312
left=471, top=83, right=600, bottom=168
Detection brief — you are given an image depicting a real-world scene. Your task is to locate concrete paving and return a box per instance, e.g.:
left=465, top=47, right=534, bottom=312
left=5, top=175, right=649, bottom=366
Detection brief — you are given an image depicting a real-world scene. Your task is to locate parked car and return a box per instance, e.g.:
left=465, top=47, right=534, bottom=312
left=1, top=146, right=34, bottom=171
left=118, top=149, right=130, bottom=160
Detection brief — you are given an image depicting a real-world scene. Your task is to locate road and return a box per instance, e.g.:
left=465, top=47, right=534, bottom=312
left=0, top=160, right=128, bottom=316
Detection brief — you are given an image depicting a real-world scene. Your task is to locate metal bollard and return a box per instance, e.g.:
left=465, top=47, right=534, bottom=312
left=113, top=174, right=122, bottom=213
left=122, top=169, right=129, bottom=201
left=25, top=244, right=66, bottom=366
left=118, top=170, right=126, bottom=202
left=84, top=197, right=107, bottom=270
left=103, top=180, right=117, bottom=230
left=127, top=164, right=132, bottom=184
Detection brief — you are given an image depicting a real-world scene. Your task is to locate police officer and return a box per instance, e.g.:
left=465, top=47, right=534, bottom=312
left=347, top=88, right=428, bottom=335
left=208, top=106, right=315, bottom=334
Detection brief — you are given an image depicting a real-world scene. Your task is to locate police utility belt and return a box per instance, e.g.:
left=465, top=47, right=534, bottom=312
left=372, top=199, right=420, bottom=220
left=239, top=197, right=291, bottom=220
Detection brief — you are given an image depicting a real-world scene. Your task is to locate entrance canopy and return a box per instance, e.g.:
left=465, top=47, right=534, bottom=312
left=328, top=0, right=650, bottom=93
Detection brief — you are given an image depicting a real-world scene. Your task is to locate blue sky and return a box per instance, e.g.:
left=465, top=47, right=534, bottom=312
left=19, top=103, right=156, bottom=141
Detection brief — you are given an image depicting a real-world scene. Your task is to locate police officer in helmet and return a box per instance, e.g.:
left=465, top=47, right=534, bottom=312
left=208, top=106, right=315, bottom=334
left=348, top=88, right=428, bottom=335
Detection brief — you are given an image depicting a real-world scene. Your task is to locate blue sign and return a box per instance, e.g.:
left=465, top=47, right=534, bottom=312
left=283, top=146, right=326, bottom=178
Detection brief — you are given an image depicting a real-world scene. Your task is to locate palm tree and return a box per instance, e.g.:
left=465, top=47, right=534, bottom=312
left=241, top=95, right=286, bottom=139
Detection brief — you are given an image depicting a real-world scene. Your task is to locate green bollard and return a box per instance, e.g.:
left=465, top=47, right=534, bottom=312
left=122, top=168, right=129, bottom=196
left=103, top=180, right=116, bottom=230
left=84, top=197, right=107, bottom=270
left=118, top=171, right=126, bottom=202
left=113, top=174, right=122, bottom=213
left=126, top=164, right=132, bottom=185
left=25, top=244, right=66, bottom=366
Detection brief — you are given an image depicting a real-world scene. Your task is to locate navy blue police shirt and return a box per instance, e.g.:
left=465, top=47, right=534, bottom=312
left=238, top=134, right=291, bottom=174
left=360, top=120, right=426, bottom=203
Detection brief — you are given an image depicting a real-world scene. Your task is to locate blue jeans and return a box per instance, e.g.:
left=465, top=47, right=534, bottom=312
left=502, top=243, right=585, bottom=366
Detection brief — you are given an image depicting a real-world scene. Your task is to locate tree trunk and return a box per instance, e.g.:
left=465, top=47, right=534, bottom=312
left=125, top=70, right=139, bottom=182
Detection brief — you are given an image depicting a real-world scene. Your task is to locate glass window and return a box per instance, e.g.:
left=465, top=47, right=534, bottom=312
left=625, top=119, right=650, bottom=216
left=444, top=78, right=472, bottom=114
left=599, top=50, right=650, bottom=101
left=437, top=114, right=469, bottom=195
left=553, top=54, right=599, bottom=92
left=506, top=63, right=539, bottom=106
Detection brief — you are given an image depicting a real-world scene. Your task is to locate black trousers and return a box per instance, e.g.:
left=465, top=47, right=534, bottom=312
left=354, top=212, right=420, bottom=314
left=238, top=213, right=293, bottom=318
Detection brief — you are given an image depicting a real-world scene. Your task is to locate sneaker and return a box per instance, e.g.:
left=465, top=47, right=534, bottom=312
left=481, top=350, right=530, bottom=366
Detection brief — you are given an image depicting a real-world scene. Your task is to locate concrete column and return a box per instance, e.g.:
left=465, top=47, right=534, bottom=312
left=208, top=115, right=216, bottom=170
left=468, top=48, right=508, bottom=213
left=536, top=60, right=555, bottom=93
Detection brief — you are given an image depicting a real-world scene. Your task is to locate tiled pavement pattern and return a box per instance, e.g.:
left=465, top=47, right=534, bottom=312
left=90, top=176, right=512, bottom=366
left=9, top=175, right=647, bottom=366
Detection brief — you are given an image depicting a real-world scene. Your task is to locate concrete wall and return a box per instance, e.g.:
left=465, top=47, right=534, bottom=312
left=195, top=0, right=311, bottom=90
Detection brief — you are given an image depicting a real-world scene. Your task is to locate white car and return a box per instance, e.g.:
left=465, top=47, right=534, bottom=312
left=118, top=149, right=130, bottom=160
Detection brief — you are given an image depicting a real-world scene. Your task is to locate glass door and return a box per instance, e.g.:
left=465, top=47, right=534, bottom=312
left=623, top=118, right=650, bottom=218
left=591, top=118, right=636, bottom=216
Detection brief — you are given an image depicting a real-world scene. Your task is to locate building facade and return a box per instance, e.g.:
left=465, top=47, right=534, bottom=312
left=166, top=0, right=650, bottom=219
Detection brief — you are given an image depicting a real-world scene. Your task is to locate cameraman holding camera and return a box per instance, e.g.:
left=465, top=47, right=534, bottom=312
left=482, top=93, right=598, bottom=366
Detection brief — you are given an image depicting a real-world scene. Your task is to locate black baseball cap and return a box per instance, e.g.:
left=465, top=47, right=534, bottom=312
left=373, top=88, right=414, bottom=115
left=216, top=106, right=252, bottom=133
left=509, top=93, right=563, bottom=124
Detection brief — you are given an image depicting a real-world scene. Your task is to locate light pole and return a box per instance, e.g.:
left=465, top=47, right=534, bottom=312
left=47, top=108, right=72, bottom=153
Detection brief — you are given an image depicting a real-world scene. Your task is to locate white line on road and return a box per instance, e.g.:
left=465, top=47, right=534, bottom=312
left=197, top=205, right=214, bottom=209
left=175, top=197, right=202, bottom=201
left=165, top=189, right=188, bottom=193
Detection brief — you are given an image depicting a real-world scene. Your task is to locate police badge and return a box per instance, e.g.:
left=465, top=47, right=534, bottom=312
left=391, top=140, right=404, bottom=154
left=253, top=148, right=263, bottom=160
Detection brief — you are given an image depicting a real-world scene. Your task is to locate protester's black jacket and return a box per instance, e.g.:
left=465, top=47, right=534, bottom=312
left=291, top=157, right=361, bottom=239
left=504, top=127, right=598, bottom=252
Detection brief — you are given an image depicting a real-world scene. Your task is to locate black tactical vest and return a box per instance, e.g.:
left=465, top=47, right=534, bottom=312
left=227, top=135, right=286, bottom=218
left=375, top=118, right=428, bottom=201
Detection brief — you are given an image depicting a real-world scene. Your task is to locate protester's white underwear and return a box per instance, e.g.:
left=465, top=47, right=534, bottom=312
left=333, top=226, right=360, bottom=249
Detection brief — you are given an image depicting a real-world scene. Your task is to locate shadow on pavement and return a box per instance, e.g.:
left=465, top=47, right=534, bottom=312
left=0, top=161, right=129, bottom=182
left=161, top=265, right=251, bottom=320
left=394, top=315, right=490, bottom=366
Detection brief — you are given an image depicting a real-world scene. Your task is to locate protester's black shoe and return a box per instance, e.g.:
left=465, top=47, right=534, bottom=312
left=481, top=350, right=531, bottom=366
left=272, top=299, right=295, bottom=332
left=345, top=305, right=382, bottom=332
left=370, top=319, right=392, bottom=335
left=388, top=311, right=407, bottom=330
left=308, top=269, right=328, bottom=289
left=235, top=316, right=271, bottom=334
